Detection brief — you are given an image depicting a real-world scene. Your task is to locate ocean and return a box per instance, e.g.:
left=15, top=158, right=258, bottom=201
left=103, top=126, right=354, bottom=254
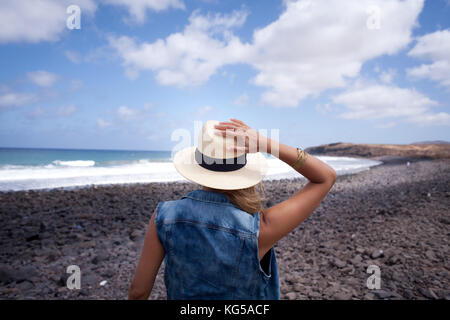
left=0, top=147, right=383, bottom=192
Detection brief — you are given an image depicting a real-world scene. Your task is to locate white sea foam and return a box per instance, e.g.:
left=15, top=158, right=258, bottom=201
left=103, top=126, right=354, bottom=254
left=52, top=160, right=96, bottom=167
left=0, top=156, right=382, bottom=192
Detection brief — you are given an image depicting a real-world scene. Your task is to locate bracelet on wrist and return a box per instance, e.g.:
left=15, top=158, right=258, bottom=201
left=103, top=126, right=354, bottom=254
left=291, top=147, right=308, bottom=171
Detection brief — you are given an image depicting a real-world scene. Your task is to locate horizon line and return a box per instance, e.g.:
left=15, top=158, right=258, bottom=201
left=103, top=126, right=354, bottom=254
left=0, top=140, right=448, bottom=153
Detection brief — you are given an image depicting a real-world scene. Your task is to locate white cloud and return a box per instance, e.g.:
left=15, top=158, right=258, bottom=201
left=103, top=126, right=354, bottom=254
left=109, top=8, right=250, bottom=86
left=183, top=105, right=213, bottom=119
left=407, top=112, right=450, bottom=127
left=27, top=70, right=59, bottom=87
left=334, top=83, right=435, bottom=119
left=146, top=133, right=159, bottom=141
left=69, top=79, right=84, bottom=91
left=56, top=105, right=77, bottom=116
left=315, top=103, right=332, bottom=115
left=101, top=0, right=185, bottom=24
left=96, top=104, right=165, bottom=138
left=117, top=105, right=137, bottom=119
left=110, top=0, right=424, bottom=107
left=332, top=82, right=449, bottom=126
left=407, top=61, right=450, bottom=87
left=196, top=105, right=212, bottom=116
left=0, top=92, right=36, bottom=108
left=378, top=68, right=397, bottom=84
left=407, top=29, right=450, bottom=88
left=408, top=29, right=450, bottom=61
left=65, top=50, right=81, bottom=64
left=26, top=105, right=77, bottom=119
left=374, top=121, right=397, bottom=128
left=247, top=0, right=424, bottom=107
left=143, top=102, right=155, bottom=110
left=97, top=118, right=113, bottom=129
left=233, top=92, right=249, bottom=106
left=116, top=104, right=156, bottom=121
left=26, top=107, right=46, bottom=119
left=65, top=46, right=115, bottom=65
left=0, top=0, right=96, bottom=43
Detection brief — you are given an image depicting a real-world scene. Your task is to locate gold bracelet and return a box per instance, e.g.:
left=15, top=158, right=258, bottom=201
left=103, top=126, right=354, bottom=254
left=291, top=148, right=308, bottom=171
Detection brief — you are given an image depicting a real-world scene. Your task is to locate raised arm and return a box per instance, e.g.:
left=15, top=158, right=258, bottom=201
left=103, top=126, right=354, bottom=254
left=257, top=137, right=336, bottom=258
left=214, top=119, right=337, bottom=260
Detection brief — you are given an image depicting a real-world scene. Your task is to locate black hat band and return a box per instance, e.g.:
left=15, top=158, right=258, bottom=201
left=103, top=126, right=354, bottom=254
left=195, top=148, right=247, bottom=172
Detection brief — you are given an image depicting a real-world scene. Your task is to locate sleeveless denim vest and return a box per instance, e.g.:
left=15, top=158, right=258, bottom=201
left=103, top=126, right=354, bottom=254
left=155, top=189, right=280, bottom=300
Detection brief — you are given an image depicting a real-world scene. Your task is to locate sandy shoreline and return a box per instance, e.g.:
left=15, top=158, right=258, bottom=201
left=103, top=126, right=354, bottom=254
left=0, top=157, right=449, bottom=300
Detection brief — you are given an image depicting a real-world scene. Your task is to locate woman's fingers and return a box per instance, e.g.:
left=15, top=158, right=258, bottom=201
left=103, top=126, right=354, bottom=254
left=230, top=118, right=247, bottom=127
left=214, top=129, right=245, bottom=137
left=214, top=123, right=238, bottom=130
left=214, top=119, right=247, bottom=128
left=216, top=121, right=241, bottom=127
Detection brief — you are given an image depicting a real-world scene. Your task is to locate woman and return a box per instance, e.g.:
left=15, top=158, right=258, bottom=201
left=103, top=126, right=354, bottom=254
left=128, top=118, right=337, bottom=299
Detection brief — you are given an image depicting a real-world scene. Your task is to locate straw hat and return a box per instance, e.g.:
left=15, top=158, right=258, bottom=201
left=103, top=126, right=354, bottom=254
left=173, top=120, right=268, bottom=190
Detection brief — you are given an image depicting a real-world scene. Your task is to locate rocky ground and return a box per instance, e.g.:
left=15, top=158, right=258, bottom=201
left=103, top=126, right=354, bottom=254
left=0, top=157, right=449, bottom=300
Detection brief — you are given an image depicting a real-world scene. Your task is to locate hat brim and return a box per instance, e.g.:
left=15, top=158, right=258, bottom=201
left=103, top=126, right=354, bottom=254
left=173, top=146, right=268, bottom=190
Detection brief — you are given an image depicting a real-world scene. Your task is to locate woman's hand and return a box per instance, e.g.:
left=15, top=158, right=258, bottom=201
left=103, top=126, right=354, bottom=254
left=214, top=118, right=269, bottom=154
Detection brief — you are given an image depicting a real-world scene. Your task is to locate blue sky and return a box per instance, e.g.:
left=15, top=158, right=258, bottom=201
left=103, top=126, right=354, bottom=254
left=0, top=0, right=449, bottom=151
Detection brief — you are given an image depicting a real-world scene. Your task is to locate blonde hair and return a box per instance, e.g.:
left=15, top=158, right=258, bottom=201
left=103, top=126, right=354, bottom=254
left=206, top=182, right=267, bottom=214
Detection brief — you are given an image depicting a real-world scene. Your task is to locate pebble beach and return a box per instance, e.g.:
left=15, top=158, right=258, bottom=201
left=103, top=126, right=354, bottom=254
left=0, top=156, right=449, bottom=300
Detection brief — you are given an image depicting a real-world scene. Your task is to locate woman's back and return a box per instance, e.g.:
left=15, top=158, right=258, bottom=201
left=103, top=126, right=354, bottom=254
left=155, top=189, right=280, bottom=300
left=128, top=119, right=336, bottom=300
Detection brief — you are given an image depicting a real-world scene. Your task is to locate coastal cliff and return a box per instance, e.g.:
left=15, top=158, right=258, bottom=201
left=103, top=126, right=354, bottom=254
left=304, top=142, right=450, bottom=161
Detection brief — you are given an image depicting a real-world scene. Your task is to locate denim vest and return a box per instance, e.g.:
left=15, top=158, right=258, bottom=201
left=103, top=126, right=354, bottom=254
left=155, top=189, right=280, bottom=300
